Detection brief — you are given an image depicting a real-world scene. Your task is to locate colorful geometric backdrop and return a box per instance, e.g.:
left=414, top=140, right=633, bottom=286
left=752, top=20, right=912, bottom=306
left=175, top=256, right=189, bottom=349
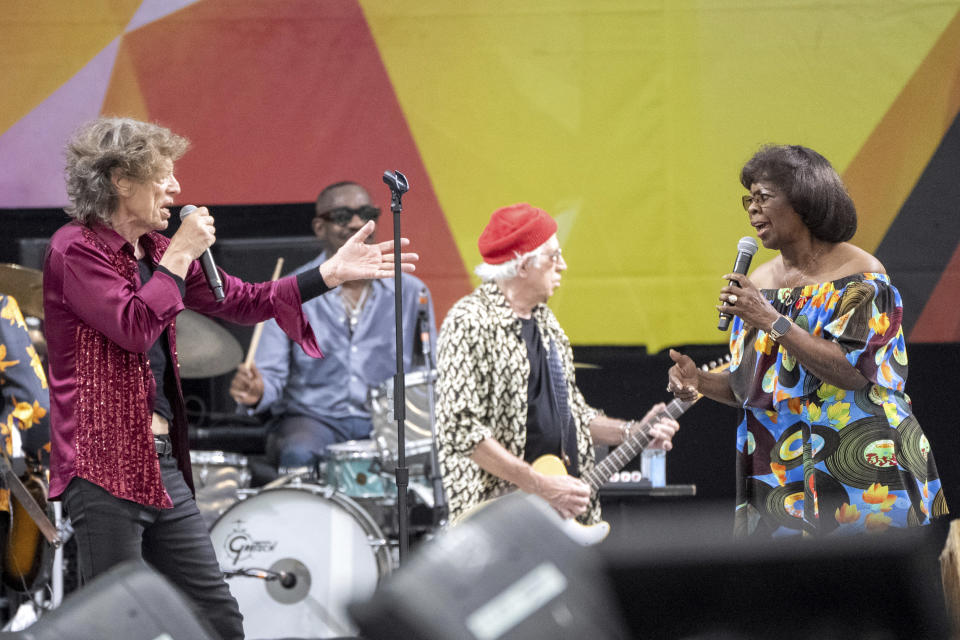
left=2, top=0, right=959, bottom=349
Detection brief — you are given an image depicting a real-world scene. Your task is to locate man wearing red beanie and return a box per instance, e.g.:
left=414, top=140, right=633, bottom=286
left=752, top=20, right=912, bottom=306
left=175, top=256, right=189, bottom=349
left=435, top=203, right=678, bottom=525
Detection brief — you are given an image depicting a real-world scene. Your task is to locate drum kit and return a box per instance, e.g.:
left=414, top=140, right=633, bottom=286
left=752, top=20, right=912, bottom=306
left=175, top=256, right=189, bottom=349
left=189, top=371, right=443, bottom=639
left=0, top=262, right=446, bottom=638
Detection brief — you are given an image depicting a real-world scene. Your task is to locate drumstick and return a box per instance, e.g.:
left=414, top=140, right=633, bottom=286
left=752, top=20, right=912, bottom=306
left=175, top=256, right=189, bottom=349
left=243, top=257, right=284, bottom=368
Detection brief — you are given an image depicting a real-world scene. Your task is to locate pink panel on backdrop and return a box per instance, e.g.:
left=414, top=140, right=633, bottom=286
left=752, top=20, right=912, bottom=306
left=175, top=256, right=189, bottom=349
left=0, top=38, right=121, bottom=208
left=120, top=0, right=470, bottom=315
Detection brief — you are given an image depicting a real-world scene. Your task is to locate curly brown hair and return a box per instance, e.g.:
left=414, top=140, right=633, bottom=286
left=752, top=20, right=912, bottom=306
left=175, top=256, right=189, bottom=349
left=64, top=117, right=189, bottom=225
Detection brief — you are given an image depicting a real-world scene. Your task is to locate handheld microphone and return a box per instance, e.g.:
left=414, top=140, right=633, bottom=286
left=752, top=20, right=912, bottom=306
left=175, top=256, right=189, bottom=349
left=717, top=236, right=758, bottom=331
left=179, top=205, right=224, bottom=302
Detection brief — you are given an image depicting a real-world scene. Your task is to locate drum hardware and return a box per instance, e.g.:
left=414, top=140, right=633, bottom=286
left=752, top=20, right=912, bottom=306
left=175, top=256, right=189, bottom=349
left=224, top=566, right=297, bottom=588
left=368, top=368, right=449, bottom=532
left=262, top=468, right=321, bottom=490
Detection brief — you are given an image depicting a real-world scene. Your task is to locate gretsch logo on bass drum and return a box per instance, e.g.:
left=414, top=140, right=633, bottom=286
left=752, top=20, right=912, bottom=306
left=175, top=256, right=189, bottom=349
left=223, top=520, right=277, bottom=565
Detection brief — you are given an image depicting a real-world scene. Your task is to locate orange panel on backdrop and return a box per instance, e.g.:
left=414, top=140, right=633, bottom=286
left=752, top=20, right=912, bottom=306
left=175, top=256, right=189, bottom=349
left=115, top=0, right=470, bottom=317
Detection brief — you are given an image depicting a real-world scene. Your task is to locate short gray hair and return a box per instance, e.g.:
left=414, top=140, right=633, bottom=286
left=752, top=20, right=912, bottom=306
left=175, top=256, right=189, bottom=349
left=474, top=236, right=553, bottom=282
left=64, top=117, right=189, bottom=225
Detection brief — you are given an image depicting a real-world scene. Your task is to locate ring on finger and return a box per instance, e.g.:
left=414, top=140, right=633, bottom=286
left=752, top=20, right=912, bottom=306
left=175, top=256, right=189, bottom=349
left=728, top=294, right=738, bottom=304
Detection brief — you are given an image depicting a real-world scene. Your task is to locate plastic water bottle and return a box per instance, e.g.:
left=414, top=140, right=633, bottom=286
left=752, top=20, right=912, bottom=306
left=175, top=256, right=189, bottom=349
left=641, top=448, right=666, bottom=487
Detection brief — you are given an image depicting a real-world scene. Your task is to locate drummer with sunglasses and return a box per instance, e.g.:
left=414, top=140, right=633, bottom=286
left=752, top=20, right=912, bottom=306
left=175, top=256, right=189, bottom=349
left=230, top=181, right=437, bottom=471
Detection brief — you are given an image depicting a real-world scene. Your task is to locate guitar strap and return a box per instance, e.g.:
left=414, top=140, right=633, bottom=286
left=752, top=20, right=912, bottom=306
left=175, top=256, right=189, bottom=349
left=546, top=340, right=576, bottom=471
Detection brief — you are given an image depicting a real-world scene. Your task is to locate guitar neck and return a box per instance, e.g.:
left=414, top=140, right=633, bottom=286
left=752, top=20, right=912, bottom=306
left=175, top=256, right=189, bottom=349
left=583, top=397, right=694, bottom=493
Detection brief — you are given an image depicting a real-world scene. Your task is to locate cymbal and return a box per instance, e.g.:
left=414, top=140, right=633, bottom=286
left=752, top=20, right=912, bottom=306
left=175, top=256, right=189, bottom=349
left=573, top=361, right=601, bottom=369
left=0, top=263, right=44, bottom=319
left=175, top=310, right=243, bottom=378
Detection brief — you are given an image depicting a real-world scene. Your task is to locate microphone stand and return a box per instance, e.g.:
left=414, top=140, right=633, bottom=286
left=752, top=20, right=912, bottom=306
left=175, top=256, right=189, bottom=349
left=417, top=304, right=448, bottom=528
left=382, top=170, right=410, bottom=565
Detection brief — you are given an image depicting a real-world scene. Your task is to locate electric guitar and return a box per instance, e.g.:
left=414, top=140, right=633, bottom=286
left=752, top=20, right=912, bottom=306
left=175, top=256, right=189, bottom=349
left=1, top=456, right=60, bottom=592
left=520, top=357, right=731, bottom=545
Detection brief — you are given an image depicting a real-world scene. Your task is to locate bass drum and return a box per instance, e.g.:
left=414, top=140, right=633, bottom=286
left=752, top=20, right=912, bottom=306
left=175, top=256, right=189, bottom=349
left=209, top=480, right=391, bottom=639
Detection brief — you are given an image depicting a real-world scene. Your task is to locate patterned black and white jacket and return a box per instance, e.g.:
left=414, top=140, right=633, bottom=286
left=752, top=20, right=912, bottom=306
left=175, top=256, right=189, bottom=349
left=435, top=282, right=601, bottom=525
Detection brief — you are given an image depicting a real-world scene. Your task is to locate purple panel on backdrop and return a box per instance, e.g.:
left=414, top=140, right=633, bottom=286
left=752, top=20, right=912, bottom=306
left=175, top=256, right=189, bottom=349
left=0, top=38, right=120, bottom=208
left=126, top=0, right=201, bottom=32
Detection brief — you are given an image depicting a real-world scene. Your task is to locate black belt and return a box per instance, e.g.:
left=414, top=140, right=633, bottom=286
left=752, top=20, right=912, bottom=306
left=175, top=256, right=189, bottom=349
left=154, top=436, right=173, bottom=457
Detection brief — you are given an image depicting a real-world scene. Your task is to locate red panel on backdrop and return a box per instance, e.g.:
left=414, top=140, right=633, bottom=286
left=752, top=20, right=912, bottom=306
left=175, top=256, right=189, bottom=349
left=910, top=242, right=960, bottom=342
left=115, top=0, right=470, bottom=317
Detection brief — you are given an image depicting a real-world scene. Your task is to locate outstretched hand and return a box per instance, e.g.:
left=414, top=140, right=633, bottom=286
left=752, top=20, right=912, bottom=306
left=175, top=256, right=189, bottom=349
left=320, top=220, right=419, bottom=287
left=667, top=349, right=700, bottom=403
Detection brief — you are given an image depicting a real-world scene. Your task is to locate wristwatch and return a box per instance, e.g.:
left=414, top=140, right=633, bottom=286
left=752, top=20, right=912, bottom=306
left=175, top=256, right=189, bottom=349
left=768, top=315, right=793, bottom=341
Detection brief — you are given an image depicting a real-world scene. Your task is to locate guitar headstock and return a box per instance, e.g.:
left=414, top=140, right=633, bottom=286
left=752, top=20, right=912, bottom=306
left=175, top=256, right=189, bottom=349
left=700, top=353, right=732, bottom=374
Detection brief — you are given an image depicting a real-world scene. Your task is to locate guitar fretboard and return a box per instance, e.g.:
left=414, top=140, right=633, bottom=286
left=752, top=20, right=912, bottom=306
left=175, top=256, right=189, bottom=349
left=584, top=397, right=693, bottom=492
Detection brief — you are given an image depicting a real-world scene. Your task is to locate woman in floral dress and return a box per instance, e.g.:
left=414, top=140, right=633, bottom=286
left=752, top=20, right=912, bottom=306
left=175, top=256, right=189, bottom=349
left=667, top=144, right=947, bottom=537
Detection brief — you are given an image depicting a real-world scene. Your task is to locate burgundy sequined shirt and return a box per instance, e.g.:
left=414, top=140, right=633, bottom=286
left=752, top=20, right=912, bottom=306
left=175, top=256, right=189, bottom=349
left=43, top=222, right=322, bottom=508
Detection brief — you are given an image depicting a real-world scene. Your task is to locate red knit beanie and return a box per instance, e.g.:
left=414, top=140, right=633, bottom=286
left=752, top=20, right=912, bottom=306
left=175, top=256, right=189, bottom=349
left=478, top=203, right=557, bottom=265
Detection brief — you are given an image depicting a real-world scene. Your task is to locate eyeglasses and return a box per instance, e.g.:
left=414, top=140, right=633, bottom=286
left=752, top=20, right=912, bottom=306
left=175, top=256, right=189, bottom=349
left=541, top=248, right=564, bottom=265
left=741, top=191, right=775, bottom=211
left=316, top=205, right=381, bottom=226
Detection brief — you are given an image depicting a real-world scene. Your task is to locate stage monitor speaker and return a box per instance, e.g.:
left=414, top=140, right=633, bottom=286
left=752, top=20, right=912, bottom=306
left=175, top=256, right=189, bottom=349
left=349, top=493, right=630, bottom=639
left=15, top=559, right=219, bottom=640
left=601, top=500, right=952, bottom=640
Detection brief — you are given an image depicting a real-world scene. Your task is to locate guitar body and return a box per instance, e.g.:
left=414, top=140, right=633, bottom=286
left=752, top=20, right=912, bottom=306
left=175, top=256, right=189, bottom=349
left=3, top=470, right=50, bottom=592
left=453, top=455, right=610, bottom=546
left=531, top=455, right=610, bottom=546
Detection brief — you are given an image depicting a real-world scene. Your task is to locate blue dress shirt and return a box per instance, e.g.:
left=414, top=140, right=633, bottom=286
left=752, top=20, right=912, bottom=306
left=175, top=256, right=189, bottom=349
left=252, top=253, right=437, bottom=422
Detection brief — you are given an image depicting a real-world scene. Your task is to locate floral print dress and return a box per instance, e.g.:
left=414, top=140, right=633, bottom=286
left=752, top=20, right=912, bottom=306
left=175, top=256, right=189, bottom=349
left=728, top=273, right=947, bottom=537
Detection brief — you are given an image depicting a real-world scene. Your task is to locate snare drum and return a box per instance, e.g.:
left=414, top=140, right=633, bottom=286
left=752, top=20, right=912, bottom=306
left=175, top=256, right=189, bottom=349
left=325, top=440, right=389, bottom=499
left=209, top=480, right=391, bottom=639
left=190, top=450, right=250, bottom=529
left=324, top=440, right=439, bottom=538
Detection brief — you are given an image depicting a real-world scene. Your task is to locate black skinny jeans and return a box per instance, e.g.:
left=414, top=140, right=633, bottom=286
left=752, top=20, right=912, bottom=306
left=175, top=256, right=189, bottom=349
left=62, top=442, right=244, bottom=640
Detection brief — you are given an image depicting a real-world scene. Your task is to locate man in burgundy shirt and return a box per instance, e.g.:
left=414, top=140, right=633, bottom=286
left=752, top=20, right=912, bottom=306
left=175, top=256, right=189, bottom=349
left=43, top=117, right=417, bottom=639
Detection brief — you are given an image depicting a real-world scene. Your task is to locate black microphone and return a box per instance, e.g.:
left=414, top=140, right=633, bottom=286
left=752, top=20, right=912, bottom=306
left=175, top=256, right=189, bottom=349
left=179, top=205, right=224, bottom=302
left=717, top=236, right=758, bottom=331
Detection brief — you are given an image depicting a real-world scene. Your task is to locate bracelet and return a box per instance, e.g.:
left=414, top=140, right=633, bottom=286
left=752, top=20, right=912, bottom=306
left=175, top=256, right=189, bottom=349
left=620, top=420, right=635, bottom=444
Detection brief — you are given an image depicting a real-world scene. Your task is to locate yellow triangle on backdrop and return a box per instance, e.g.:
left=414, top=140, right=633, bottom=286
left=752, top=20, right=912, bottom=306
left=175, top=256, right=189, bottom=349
left=362, top=0, right=960, bottom=347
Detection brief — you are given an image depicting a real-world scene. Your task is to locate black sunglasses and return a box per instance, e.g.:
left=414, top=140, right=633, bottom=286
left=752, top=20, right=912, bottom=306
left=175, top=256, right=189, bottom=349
left=316, top=205, right=381, bottom=226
